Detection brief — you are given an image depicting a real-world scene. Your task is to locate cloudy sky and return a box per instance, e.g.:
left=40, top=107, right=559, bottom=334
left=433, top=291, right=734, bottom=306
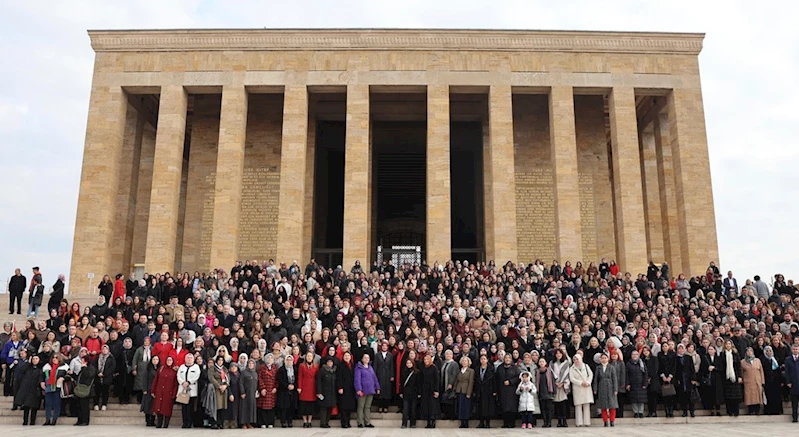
left=1, top=0, right=796, bottom=291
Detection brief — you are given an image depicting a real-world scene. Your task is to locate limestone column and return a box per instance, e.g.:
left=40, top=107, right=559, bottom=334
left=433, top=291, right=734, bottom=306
left=303, top=117, right=316, bottom=263
left=549, top=86, right=583, bottom=263
left=209, top=85, right=248, bottom=270
left=486, top=85, right=518, bottom=263
left=654, top=112, right=683, bottom=273
left=640, top=125, right=665, bottom=263
left=608, top=87, right=647, bottom=275
left=69, top=86, right=129, bottom=292
left=667, top=88, right=719, bottom=275
left=276, top=85, right=310, bottom=263
left=426, top=85, right=452, bottom=264
left=342, top=85, right=371, bottom=268
left=144, top=85, right=188, bottom=274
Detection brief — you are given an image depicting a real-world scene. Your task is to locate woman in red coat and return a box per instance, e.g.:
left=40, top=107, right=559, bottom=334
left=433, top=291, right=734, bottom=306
left=113, top=274, right=126, bottom=302
left=168, top=337, right=189, bottom=368
left=297, top=351, right=318, bottom=428
left=151, top=355, right=178, bottom=428
left=257, top=355, right=279, bottom=428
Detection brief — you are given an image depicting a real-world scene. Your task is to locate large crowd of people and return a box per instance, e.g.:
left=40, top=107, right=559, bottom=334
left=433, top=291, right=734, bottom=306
left=2, top=258, right=799, bottom=429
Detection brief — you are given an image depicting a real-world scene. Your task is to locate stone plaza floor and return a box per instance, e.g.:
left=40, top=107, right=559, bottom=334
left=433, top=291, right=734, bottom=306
left=0, top=422, right=790, bottom=437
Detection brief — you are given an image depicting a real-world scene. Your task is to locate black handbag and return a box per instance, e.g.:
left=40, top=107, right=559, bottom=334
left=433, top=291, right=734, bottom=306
left=661, top=383, right=676, bottom=397
left=442, top=389, right=457, bottom=403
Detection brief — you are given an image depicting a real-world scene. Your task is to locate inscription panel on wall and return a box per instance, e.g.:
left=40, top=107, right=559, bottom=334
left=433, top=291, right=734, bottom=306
left=515, top=169, right=556, bottom=263
left=238, top=167, right=280, bottom=260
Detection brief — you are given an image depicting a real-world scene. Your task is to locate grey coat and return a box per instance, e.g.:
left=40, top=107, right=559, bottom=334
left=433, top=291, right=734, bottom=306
left=373, top=351, right=395, bottom=400
left=132, top=347, right=153, bottom=391
left=592, top=364, right=618, bottom=409
left=610, top=360, right=627, bottom=394
left=238, top=369, right=258, bottom=425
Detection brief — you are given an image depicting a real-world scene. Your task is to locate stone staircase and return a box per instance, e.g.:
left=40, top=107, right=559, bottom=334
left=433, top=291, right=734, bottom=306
left=0, top=396, right=793, bottom=427
left=0, top=293, right=99, bottom=327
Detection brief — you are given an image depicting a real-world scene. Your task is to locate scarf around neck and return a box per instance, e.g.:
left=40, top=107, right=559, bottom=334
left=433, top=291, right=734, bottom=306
left=536, top=367, right=554, bottom=393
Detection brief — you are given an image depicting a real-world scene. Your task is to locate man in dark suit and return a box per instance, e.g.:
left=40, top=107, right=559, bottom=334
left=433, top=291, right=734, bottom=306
left=723, top=271, right=739, bottom=296
left=784, top=344, right=799, bottom=422
left=7, top=269, right=26, bottom=315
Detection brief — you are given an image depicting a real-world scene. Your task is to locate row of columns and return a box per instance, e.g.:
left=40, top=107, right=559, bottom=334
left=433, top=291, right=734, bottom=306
left=70, top=84, right=717, bottom=285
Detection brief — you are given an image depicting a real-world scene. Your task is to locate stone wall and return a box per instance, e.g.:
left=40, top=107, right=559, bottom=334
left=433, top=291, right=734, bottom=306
left=237, top=94, right=283, bottom=262
left=513, top=94, right=555, bottom=263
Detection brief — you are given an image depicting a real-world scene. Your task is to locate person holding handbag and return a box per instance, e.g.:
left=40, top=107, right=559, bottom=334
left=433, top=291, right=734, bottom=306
left=73, top=356, right=97, bottom=426
left=176, top=353, right=201, bottom=428
left=658, top=342, right=677, bottom=417
left=41, top=355, right=69, bottom=425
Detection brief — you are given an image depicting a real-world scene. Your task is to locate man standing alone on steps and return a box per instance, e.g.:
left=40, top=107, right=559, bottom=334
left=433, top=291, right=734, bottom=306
left=8, top=268, right=26, bottom=315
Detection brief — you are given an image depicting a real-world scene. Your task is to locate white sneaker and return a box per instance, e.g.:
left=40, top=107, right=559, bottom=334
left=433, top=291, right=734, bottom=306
left=93, top=406, right=99, bottom=411
left=101, top=405, right=107, bottom=411
left=268, top=425, right=273, bottom=429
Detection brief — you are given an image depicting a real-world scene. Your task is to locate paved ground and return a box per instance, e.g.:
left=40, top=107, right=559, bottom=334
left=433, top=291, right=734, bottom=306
left=0, top=422, right=793, bottom=437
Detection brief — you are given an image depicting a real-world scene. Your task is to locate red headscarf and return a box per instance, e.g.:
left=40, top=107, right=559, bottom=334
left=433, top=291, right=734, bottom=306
left=48, top=357, right=59, bottom=386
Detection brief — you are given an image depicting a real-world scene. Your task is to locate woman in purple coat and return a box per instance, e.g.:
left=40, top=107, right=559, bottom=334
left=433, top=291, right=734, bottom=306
left=354, top=354, right=380, bottom=428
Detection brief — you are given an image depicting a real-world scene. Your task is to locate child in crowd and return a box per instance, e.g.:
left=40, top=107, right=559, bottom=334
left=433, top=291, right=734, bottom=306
left=516, top=371, right=537, bottom=429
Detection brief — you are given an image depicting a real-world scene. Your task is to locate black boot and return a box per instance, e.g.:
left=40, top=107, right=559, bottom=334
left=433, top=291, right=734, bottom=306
left=425, top=420, right=432, bottom=428
left=156, top=414, right=163, bottom=428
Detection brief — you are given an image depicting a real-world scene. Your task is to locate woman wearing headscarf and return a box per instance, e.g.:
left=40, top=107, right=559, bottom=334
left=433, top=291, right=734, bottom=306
left=277, top=355, right=299, bottom=428
left=116, top=337, right=136, bottom=404
left=761, top=345, right=783, bottom=415
left=718, top=339, right=743, bottom=416
left=225, top=361, right=241, bottom=428
left=48, top=274, right=65, bottom=313
left=336, top=351, right=357, bottom=428
left=238, top=358, right=258, bottom=428
left=257, top=354, right=279, bottom=428
left=496, top=352, right=520, bottom=428
left=419, top=353, right=441, bottom=428
left=207, top=355, right=229, bottom=429
left=741, top=346, right=765, bottom=415
left=316, top=356, right=338, bottom=428
left=140, top=355, right=159, bottom=426
left=625, top=350, right=648, bottom=418
left=93, top=344, right=116, bottom=411
left=151, top=355, right=177, bottom=428
left=133, top=336, right=153, bottom=403
left=569, top=353, right=594, bottom=427
left=176, top=353, right=201, bottom=428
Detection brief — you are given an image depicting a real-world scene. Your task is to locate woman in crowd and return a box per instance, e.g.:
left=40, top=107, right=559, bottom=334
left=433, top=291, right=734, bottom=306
left=658, top=342, right=677, bottom=417
left=454, top=356, right=475, bottom=428
left=569, top=353, right=593, bottom=427
left=207, top=355, right=229, bottom=429
left=625, top=349, right=648, bottom=418
left=239, top=358, right=259, bottom=428
left=297, top=350, right=318, bottom=428
left=700, top=344, right=724, bottom=416
left=140, top=355, right=159, bottom=426
left=316, top=356, right=338, bottom=428
left=551, top=348, right=570, bottom=427
left=354, top=352, right=380, bottom=428
left=73, top=355, right=96, bottom=426
left=373, top=341, right=395, bottom=414
left=741, top=347, right=765, bottom=415
left=41, top=355, right=68, bottom=426
left=336, top=351, right=357, bottom=428
left=496, top=352, right=519, bottom=428
left=225, top=362, right=241, bottom=428
left=94, top=344, right=116, bottom=411
left=257, top=354, right=279, bottom=428
left=419, top=353, right=441, bottom=428
left=399, top=357, right=421, bottom=428
left=17, top=354, right=42, bottom=425
left=536, top=356, right=555, bottom=427
left=133, top=336, right=153, bottom=403
left=719, top=339, right=743, bottom=417
left=761, top=345, right=784, bottom=415
left=177, top=352, right=201, bottom=428
left=277, top=355, right=298, bottom=428
left=151, top=354, right=177, bottom=428
left=593, top=352, right=618, bottom=427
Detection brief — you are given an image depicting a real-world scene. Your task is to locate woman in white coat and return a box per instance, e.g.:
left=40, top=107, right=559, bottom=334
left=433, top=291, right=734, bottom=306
left=177, top=353, right=201, bottom=428
left=569, top=353, right=594, bottom=427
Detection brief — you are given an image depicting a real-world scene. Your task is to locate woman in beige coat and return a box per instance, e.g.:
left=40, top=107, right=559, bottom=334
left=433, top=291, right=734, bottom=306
left=569, top=353, right=594, bottom=427
left=741, top=347, right=765, bottom=415
left=454, top=357, right=475, bottom=428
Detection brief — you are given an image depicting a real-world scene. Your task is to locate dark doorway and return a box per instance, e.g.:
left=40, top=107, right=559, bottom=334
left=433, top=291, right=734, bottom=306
left=312, top=121, right=345, bottom=268
left=450, top=121, right=485, bottom=263
left=372, top=121, right=427, bottom=254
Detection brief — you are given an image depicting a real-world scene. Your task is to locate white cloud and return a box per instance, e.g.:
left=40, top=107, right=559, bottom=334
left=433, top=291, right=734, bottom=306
left=0, top=0, right=796, bottom=289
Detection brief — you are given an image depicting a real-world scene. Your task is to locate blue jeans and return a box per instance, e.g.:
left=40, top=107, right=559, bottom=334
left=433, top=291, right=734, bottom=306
left=27, top=302, right=40, bottom=318
left=44, top=391, right=61, bottom=422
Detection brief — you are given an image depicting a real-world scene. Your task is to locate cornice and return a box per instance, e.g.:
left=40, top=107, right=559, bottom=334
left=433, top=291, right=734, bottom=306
left=88, top=29, right=704, bottom=55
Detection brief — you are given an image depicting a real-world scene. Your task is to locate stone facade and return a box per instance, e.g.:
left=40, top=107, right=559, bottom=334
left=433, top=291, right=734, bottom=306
left=68, top=28, right=719, bottom=291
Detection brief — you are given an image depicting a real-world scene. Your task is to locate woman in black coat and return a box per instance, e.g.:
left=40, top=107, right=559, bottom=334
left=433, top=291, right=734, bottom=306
left=657, top=344, right=677, bottom=417
left=495, top=353, right=520, bottom=428
left=626, top=350, right=648, bottom=418
left=718, top=340, right=743, bottom=417
left=474, top=355, right=496, bottom=428
left=419, top=354, right=441, bottom=428
left=699, top=345, right=724, bottom=416
left=316, top=357, right=338, bottom=428
left=336, top=352, right=357, bottom=428
left=399, top=358, right=421, bottom=428
left=761, top=346, right=783, bottom=415
left=48, top=275, right=65, bottom=313
left=277, top=355, right=299, bottom=428
left=642, top=345, right=660, bottom=417
left=17, top=355, right=43, bottom=425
